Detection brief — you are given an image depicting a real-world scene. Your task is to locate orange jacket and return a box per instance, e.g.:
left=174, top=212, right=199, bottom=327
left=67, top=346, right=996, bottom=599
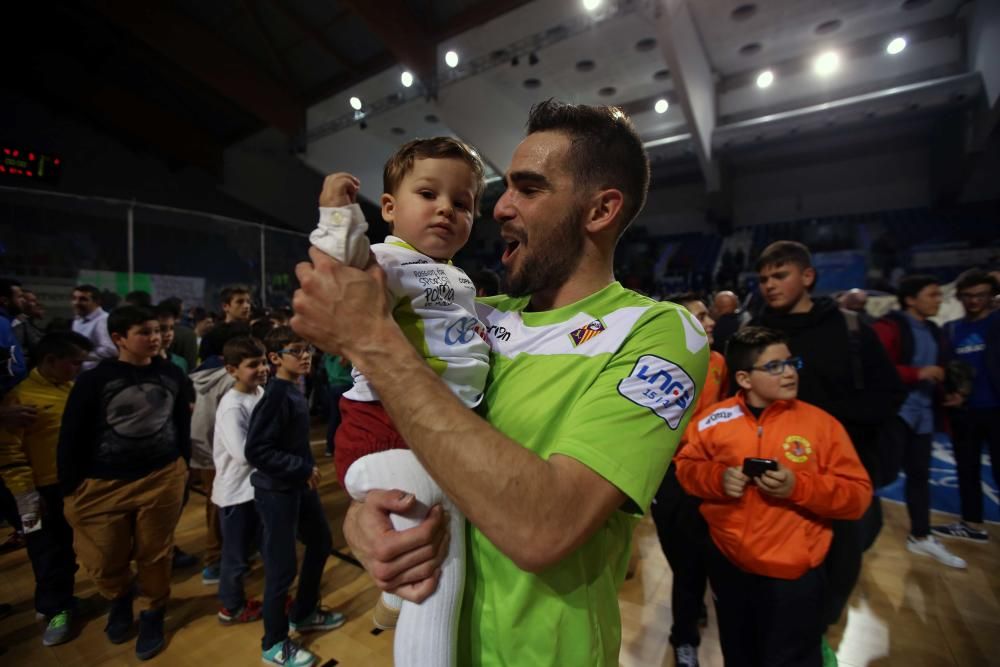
left=675, top=394, right=871, bottom=580
left=695, top=351, right=729, bottom=417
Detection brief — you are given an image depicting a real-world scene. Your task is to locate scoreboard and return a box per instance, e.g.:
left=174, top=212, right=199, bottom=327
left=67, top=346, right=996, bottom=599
left=0, top=146, right=62, bottom=185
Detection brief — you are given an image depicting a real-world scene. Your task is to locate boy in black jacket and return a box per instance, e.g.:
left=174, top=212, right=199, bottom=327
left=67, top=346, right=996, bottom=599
left=58, top=306, right=193, bottom=661
left=245, top=326, right=344, bottom=667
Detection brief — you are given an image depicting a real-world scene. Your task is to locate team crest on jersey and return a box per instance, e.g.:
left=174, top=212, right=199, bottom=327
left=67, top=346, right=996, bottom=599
left=569, top=319, right=606, bottom=347
left=618, top=355, right=696, bottom=429
left=783, top=435, right=813, bottom=464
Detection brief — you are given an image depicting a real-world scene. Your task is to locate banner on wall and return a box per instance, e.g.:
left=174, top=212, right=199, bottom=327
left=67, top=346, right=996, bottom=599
left=77, top=270, right=206, bottom=308
left=813, top=250, right=868, bottom=294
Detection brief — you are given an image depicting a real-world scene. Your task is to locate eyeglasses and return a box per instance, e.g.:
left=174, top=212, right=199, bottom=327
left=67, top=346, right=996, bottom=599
left=749, top=356, right=803, bottom=376
left=278, top=346, right=314, bottom=358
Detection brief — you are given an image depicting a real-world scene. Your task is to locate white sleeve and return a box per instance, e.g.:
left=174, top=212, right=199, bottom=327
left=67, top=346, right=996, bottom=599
left=310, top=204, right=370, bottom=268
left=93, top=316, right=118, bottom=360
left=215, top=404, right=250, bottom=464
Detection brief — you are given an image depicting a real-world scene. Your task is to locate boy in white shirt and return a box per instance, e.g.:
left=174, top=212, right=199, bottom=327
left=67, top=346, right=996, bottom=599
left=309, top=137, right=489, bottom=667
left=212, top=336, right=269, bottom=625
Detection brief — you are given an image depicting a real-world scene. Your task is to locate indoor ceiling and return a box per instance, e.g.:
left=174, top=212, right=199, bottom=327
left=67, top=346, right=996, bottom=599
left=7, top=0, right=983, bottom=202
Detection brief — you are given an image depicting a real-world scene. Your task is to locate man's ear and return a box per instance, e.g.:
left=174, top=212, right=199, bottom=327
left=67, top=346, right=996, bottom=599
left=584, top=189, right=625, bottom=235
left=110, top=332, right=124, bottom=347
left=734, top=370, right=753, bottom=392
left=802, top=267, right=817, bottom=290
left=381, top=193, right=396, bottom=224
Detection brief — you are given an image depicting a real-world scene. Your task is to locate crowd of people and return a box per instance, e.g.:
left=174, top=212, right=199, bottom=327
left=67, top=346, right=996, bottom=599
left=0, top=99, right=996, bottom=667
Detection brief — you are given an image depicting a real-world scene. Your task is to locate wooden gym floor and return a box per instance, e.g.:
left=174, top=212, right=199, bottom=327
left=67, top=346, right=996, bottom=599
left=1, top=436, right=997, bottom=666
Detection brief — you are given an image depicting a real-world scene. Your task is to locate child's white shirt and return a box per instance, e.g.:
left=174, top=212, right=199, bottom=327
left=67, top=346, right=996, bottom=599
left=211, top=385, right=264, bottom=507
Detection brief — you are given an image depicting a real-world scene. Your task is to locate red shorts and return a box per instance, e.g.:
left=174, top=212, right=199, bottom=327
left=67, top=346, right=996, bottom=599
left=333, top=398, right=409, bottom=487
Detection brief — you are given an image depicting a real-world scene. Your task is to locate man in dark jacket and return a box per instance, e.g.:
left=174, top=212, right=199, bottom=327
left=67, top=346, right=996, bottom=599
left=752, top=241, right=905, bottom=644
left=874, top=275, right=966, bottom=569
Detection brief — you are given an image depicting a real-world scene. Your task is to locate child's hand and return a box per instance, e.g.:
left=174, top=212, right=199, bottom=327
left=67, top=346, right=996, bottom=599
left=722, top=467, right=749, bottom=498
left=309, top=466, right=321, bottom=490
left=319, top=173, right=361, bottom=207
left=755, top=464, right=796, bottom=499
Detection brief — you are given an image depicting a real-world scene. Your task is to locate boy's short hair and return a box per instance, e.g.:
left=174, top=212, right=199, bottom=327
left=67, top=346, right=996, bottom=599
left=153, top=303, right=177, bottom=320
left=955, top=268, right=999, bottom=295
left=157, top=297, right=183, bottom=319
left=35, top=331, right=94, bottom=362
left=755, top=241, right=813, bottom=272
left=223, top=336, right=267, bottom=367
left=250, top=318, right=276, bottom=342
left=264, top=325, right=305, bottom=355
left=220, top=285, right=251, bottom=306
left=470, top=269, right=501, bottom=297
left=191, top=307, right=210, bottom=323
left=896, top=274, right=939, bottom=308
left=725, top=326, right=789, bottom=376
left=665, top=292, right=706, bottom=309
left=108, top=305, right=156, bottom=338
left=383, top=137, right=487, bottom=211
left=125, top=290, right=153, bottom=308
left=199, top=321, right=251, bottom=359
left=73, top=284, right=101, bottom=302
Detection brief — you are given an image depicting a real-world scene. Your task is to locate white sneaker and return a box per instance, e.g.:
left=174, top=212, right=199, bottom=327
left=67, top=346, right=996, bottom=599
left=907, top=535, right=967, bottom=569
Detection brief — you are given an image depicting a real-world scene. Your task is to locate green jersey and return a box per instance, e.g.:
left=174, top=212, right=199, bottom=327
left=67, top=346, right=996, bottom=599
left=459, top=282, right=710, bottom=666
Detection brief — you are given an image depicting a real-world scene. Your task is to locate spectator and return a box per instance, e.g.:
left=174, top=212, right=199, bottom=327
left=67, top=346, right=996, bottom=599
left=124, top=291, right=153, bottom=308
left=221, top=286, right=252, bottom=324
left=14, top=289, right=46, bottom=369
left=710, top=290, right=741, bottom=354
left=839, top=288, right=876, bottom=326
left=873, top=275, right=966, bottom=568
left=0, top=278, right=28, bottom=390
left=933, top=269, right=1000, bottom=543
left=160, top=298, right=198, bottom=371
left=752, top=240, right=904, bottom=655
left=70, top=285, right=117, bottom=371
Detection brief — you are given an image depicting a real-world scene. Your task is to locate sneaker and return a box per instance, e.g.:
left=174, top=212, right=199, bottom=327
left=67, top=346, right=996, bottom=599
left=821, top=637, right=838, bottom=667
left=931, top=522, right=989, bottom=543
left=674, top=643, right=699, bottom=667
left=218, top=599, right=263, bottom=625
left=135, top=608, right=165, bottom=660
left=372, top=595, right=400, bottom=630
left=172, top=546, right=198, bottom=570
left=289, top=606, right=346, bottom=633
left=906, top=535, right=967, bottom=569
left=42, top=610, right=73, bottom=646
left=105, top=594, right=134, bottom=644
left=262, top=638, right=317, bottom=667
left=202, top=564, right=221, bottom=584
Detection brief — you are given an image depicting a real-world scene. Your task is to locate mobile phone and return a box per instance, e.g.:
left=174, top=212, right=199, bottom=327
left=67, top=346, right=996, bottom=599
left=743, top=457, right=779, bottom=478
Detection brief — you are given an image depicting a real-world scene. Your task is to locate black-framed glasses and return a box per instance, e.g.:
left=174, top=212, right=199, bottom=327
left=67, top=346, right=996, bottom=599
left=278, top=346, right=314, bottom=358
left=749, top=356, right=803, bottom=376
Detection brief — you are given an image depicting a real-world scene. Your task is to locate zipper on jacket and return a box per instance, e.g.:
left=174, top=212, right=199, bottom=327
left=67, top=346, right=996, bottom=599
left=737, top=412, right=764, bottom=564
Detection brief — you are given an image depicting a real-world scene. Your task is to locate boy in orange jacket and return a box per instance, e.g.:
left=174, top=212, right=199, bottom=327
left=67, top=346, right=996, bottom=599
left=675, top=326, right=871, bottom=667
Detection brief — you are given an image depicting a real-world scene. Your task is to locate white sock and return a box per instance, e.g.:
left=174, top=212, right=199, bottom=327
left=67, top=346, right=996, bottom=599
left=345, top=450, right=464, bottom=667
left=310, top=204, right=370, bottom=268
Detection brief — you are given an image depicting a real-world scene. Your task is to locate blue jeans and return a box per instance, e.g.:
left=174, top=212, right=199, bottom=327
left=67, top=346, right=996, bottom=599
left=218, top=500, right=258, bottom=611
left=255, top=487, right=332, bottom=650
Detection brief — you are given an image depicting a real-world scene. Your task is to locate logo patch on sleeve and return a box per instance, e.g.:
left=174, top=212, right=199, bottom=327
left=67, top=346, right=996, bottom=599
left=618, top=355, right=696, bottom=429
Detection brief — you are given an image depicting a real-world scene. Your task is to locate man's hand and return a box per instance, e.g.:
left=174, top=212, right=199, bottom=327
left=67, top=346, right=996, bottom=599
left=723, top=467, right=749, bottom=498
left=0, top=404, right=38, bottom=429
left=319, top=173, right=361, bottom=208
left=343, top=490, right=449, bottom=603
left=755, top=464, right=796, bottom=499
left=292, top=247, right=393, bottom=362
left=917, top=366, right=945, bottom=383
left=308, top=466, right=321, bottom=490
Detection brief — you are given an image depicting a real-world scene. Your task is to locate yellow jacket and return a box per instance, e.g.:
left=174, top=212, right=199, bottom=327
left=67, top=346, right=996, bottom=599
left=0, top=368, right=73, bottom=494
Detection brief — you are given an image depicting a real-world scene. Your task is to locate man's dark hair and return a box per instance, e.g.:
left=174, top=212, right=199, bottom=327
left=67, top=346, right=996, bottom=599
left=199, top=321, right=251, bottom=359
left=955, top=268, right=999, bottom=295
left=73, top=284, right=101, bottom=302
left=153, top=303, right=178, bottom=320
left=220, top=285, right=251, bottom=306
left=264, top=325, right=305, bottom=355
left=107, top=305, right=156, bottom=338
left=725, top=326, right=789, bottom=376
left=471, top=269, right=501, bottom=297
left=190, top=306, right=209, bottom=323
left=897, top=274, right=939, bottom=309
left=124, top=290, right=153, bottom=308
left=526, top=99, right=650, bottom=235
left=35, top=331, right=93, bottom=363
left=665, top=292, right=706, bottom=309
left=755, top=240, right=813, bottom=272
left=0, top=278, right=21, bottom=303
left=157, top=297, right=183, bottom=319
left=223, top=336, right=267, bottom=367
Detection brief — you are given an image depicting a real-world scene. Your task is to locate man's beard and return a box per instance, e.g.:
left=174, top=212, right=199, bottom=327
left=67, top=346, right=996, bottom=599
left=503, top=204, right=586, bottom=298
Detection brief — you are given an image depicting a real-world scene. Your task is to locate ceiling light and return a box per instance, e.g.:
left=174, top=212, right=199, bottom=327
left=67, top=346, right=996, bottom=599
left=886, top=37, right=907, bottom=55
left=349, top=96, right=362, bottom=110
left=401, top=71, right=414, bottom=87
left=813, top=51, right=840, bottom=77
left=445, top=50, right=459, bottom=68
left=654, top=99, right=669, bottom=114
left=756, top=69, right=774, bottom=88
left=583, top=0, right=602, bottom=10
